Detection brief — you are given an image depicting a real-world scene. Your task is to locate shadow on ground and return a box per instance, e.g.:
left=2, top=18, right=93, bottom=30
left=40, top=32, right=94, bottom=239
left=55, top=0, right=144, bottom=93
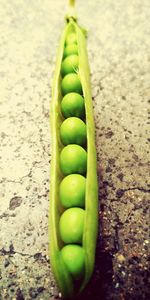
left=73, top=168, right=114, bottom=300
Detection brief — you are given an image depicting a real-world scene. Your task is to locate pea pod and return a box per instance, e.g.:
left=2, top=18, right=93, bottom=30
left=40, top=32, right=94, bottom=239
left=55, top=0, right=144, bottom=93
left=49, top=2, right=98, bottom=298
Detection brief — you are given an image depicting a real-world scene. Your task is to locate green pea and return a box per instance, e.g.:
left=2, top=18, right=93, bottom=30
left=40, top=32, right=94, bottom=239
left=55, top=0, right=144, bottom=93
left=60, top=144, right=87, bottom=175
left=61, top=55, right=79, bottom=77
left=60, top=117, right=86, bottom=146
left=61, top=93, right=85, bottom=118
left=65, top=33, right=77, bottom=45
left=59, top=207, right=85, bottom=244
left=61, top=74, right=82, bottom=95
left=59, top=174, right=86, bottom=208
left=61, top=245, right=85, bottom=279
left=63, top=44, right=78, bottom=58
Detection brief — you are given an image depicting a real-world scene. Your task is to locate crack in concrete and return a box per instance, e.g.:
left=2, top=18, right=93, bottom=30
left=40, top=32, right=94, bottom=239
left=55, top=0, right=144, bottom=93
left=0, top=161, right=42, bottom=184
left=116, top=187, right=150, bottom=198
left=0, top=247, right=33, bottom=258
left=0, top=212, right=16, bottom=219
left=0, top=248, right=48, bottom=262
left=126, top=187, right=150, bottom=193
left=0, top=243, right=49, bottom=262
left=0, top=171, right=32, bottom=184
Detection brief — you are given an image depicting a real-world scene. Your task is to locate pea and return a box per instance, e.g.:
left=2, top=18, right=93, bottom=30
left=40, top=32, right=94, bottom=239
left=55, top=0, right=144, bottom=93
left=61, top=55, right=79, bottom=77
left=61, top=245, right=85, bottom=279
left=65, top=33, right=77, bottom=45
left=59, top=174, right=86, bottom=208
left=61, top=74, right=82, bottom=95
left=60, top=144, right=87, bottom=175
left=63, top=44, right=78, bottom=58
left=60, top=117, right=86, bottom=146
left=61, top=93, right=85, bottom=118
left=59, top=207, right=85, bottom=244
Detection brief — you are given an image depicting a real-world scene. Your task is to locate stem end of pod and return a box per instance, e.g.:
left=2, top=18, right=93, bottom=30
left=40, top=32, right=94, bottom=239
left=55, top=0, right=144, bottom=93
left=66, top=0, right=77, bottom=23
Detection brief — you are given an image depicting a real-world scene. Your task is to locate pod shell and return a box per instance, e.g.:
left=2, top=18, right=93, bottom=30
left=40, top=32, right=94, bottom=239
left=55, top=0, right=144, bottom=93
left=50, top=20, right=98, bottom=299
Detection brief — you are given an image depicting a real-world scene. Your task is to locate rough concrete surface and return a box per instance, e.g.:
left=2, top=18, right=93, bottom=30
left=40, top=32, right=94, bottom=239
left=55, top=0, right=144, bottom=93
left=0, top=0, right=150, bottom=299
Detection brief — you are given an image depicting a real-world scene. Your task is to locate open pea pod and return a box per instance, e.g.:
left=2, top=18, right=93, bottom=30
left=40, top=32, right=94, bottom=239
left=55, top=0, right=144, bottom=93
left=49, top=13, right=98, bottom=300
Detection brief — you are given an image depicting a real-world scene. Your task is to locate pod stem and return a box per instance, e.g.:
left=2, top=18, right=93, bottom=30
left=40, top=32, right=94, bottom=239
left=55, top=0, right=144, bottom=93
left=69, top=0, right=75, bottom=6
left=66, top=0, right=77, bottom=22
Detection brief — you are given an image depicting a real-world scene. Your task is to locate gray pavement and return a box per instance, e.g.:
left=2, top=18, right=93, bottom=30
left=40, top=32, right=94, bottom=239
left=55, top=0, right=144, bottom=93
left=0, top=0, right=150, bottom=299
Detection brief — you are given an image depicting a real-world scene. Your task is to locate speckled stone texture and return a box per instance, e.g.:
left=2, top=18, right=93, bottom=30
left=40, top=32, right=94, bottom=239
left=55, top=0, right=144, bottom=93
left=0, top=0, right=150, bottom=299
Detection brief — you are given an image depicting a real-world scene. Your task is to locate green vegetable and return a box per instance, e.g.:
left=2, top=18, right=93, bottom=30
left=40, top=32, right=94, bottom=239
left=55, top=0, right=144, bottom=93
left=50, top=2, right=98, bottom=298
left=60, top=144, right=87, bottom=175
left=63, top=44, right=78, bottom=58
left=61, top=245, right=85, bottom=279
left=65, top=32, right=77, bottom=45
left=59, top=174, right=86, bottom=208
left=61, top=55, right=79, bottom=77
left=59, top=207, right=85, bottom=244
left=61, top=73, right=82, bottom=95
left=60, top=117, right=86, bottom=146
left=61, top=92, right=85, bottom=118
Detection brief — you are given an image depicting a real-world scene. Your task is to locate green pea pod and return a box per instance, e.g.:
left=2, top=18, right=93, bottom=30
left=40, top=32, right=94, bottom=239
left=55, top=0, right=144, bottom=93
left=49, top=15, right=98, bottom=300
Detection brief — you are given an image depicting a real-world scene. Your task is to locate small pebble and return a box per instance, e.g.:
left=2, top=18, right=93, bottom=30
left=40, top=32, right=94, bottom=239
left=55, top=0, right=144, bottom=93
left=121, top=271, right=126, bottom=277
left=117, top=254, right=126, bottom=263
left=144, top=240, right=149, bottom=244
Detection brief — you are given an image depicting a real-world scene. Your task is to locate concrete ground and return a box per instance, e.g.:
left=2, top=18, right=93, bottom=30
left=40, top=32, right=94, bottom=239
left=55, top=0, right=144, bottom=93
left=0, top=0, right=149, bottom=299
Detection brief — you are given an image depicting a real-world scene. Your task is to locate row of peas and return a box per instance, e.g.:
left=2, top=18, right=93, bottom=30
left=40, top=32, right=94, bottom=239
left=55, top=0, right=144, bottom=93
left=58, top=31, right=87, bottom=280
